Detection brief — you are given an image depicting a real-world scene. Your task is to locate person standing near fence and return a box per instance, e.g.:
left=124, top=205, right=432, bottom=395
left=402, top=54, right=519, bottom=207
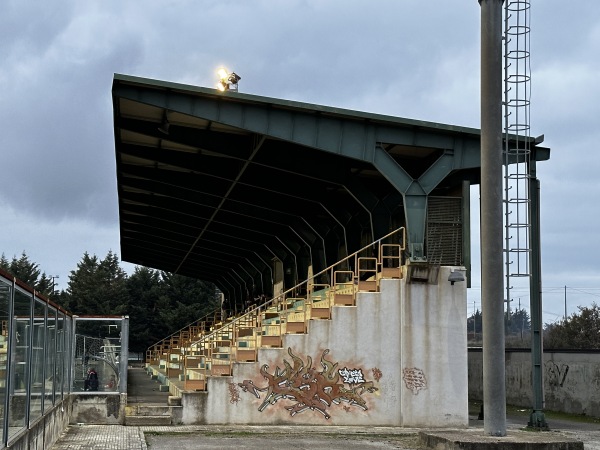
left=84, top=367, right=99, bottom=391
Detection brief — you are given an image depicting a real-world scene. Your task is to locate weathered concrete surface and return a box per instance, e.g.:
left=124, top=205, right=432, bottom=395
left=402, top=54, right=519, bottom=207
left=145, top=430, right=422, bottom=449
left=8, top=397, right=73, bottom=450
left=419, top=429, right=583, bottom=450
left=179, top=268, right=468, bottom=428
left=402, top=271, right=469, bottom=427
left=468, top=350, right=600, bottom=417
left=51, top=422, right=600, bottom=450
left=70, top=393, right=125, bottom=425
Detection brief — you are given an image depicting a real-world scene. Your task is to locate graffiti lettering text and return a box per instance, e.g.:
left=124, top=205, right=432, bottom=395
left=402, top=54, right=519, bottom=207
left=339, top=367, right=365, bottom=384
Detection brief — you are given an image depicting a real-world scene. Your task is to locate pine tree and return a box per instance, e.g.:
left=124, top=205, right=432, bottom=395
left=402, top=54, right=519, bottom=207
left=64, top=251, right=128, bottom=314
left=467, top=309, right=482, bottom=335
left=0, top=254, right=9, bottom=271
left=125, top=266, right=164, bottom=352
left=507, top=308, right=531, bottom=335
left=156, top=272, right=220, bottom=340
left=0, top=251, right=54, bottom=295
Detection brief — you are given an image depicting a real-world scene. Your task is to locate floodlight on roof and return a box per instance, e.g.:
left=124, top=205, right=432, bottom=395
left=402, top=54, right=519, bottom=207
left=216, top=67, right=241, bottom=92
left=217, top=68, right=228, bottom=80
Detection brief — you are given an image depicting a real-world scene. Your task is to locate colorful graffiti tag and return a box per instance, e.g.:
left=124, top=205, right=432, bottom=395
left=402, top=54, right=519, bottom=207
left=238, top=348, right=379, bottom=419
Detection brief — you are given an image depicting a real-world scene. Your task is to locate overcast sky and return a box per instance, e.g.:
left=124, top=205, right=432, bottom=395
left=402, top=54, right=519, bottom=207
left=1, top=1, right=599, bottom=324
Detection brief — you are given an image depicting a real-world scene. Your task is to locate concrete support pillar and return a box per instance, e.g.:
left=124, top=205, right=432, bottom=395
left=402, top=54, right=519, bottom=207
left=479, top=0, right=507, bottom=437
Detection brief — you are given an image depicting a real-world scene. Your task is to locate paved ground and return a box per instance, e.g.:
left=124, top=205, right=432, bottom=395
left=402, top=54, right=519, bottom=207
left=52, top=424, right=427, bottom=449
left=51, top=419, right=600, bottom=450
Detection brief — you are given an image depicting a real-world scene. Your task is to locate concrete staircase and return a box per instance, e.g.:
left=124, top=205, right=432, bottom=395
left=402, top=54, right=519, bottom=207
left=125, top=404, right=176, bottom=425
left=126, top=367, right=182, bottom=425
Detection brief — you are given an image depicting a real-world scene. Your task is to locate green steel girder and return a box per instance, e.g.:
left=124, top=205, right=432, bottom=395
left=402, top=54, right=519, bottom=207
left=372, top=146, right=457, bottom=260
left=113, top=83, right=486, bottom=166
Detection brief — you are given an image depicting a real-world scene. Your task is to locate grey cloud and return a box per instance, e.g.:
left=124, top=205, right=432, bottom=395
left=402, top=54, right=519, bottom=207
left=0, top=0, right=599, bottom=317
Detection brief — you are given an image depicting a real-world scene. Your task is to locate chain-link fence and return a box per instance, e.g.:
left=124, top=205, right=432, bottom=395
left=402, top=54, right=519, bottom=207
left=72, top=334, right=121, bottom=392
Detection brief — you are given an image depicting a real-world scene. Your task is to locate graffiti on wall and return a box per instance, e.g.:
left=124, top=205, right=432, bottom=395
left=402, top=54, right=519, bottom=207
left=371, top=367, right=383, bottom=382
left=402, top=367, right=427, bottom=395
left=545, top=361, right=569, bottom=387
left=229, top=382, right=241, bottom=404
left=237, top=347, right=379, bottom=419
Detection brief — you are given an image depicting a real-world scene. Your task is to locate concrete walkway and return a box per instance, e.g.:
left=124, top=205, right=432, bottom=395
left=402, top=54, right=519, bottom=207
left=51, top=421, right=598, bottom=450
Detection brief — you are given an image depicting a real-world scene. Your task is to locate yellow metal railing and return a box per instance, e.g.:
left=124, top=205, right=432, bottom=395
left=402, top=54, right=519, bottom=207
left=163, top=227, right=405, bottom=392
left=146, top=307, right=224, bottom=365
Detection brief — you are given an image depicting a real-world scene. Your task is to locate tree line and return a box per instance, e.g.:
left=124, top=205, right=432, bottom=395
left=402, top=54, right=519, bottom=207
left=4, top=250, right=597, bottom=351
left=467, top=302, right=600, bottom=349
left=0, top=251, right=220, bottom=353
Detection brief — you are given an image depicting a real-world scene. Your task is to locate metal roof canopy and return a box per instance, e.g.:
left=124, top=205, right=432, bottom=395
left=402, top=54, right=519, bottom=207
left=112, top=74, right=549, bottom=307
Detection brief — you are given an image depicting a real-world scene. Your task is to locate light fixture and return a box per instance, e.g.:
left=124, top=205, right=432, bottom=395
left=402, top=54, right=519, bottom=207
left=217, top=68, right=241, bottom=92
left=158, top=112, right=170, bottom=135
left=448, top=270, right=465, bottom=285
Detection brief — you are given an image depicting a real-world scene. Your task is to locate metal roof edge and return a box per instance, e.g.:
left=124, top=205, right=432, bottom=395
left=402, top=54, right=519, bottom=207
left=112, top=73, right=483, bottom=137
left=113, top=73, right=551, bottom=156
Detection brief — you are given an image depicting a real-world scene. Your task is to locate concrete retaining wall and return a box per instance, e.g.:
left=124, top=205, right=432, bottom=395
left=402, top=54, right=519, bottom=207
left=181, top=267, right=468, bottom=427
left=6, top=392, right=126, bottom=449
left=70, top=393, right=126, bottom=424
left=6, top=396, right=73, bottom=450
left=468, top=349, right=600, bottom=417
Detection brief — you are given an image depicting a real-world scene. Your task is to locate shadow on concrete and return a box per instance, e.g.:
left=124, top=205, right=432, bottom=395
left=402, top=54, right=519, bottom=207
left=127, top=367, right=170, bottom=405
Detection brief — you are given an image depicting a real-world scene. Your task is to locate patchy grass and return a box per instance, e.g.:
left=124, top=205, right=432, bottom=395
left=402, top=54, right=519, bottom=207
left=540, top=409, right=600, bottom=425
left=470, top=401, right=600, bottom=425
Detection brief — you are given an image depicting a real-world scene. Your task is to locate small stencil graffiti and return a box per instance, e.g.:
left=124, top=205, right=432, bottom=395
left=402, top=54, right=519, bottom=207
left=229, top=382, right=241, bottom=404
left=371, top=367, right=383, bottom=382
left=402, top=367, right=427, bottom=395
left=238, top=348, right=378, bottom=419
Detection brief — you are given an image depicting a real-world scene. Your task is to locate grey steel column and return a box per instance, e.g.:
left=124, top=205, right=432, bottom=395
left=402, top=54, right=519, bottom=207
left=528, top=167, right=548, bottom=428
left=479, top=0, right=506, bottom=436
left=120, top=316, right=129, bottom=394
left=462, top=180, right=472, bottom=287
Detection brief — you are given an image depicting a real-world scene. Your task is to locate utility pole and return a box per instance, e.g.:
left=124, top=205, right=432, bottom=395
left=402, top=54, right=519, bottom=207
left=474, top=301, right=477, bottom=337
left=518, top=298, right=523, bottom=340
left=564, top=285, right=567, bottom=321
left=479, top=0, right=506, bottom=436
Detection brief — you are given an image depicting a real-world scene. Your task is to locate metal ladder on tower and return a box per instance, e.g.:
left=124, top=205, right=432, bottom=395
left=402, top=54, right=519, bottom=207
left=503, top=0, right=531, bottom=327
left=503, top=0, right=548, bottom=430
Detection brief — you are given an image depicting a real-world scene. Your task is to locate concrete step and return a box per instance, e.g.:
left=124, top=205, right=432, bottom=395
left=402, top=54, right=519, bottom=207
left=126, top=404, right=171, bottom=416
left=125, top=414, right=172, bottom=426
